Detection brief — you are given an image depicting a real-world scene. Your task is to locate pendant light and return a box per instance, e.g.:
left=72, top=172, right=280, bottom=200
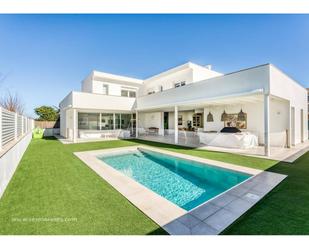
left=207, top=110, right=214, bottom=122
left=237, top=108, right=246, bottom=121
left=221, top=109, right=228, bottom=121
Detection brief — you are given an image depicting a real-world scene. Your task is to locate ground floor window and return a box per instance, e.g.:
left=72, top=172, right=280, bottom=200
left=78, top=112, right=133, bottom=130
left=114, top=113, right=132, bottom=129
left=78, top=113, right=100, bottom=130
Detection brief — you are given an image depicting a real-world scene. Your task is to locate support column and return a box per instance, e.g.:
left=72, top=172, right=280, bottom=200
left=287, top=102, right=291, bottom=148
left=203, top=107, right=207, bottom=131
left=135, top=111, right=138, bottom=138
left=264, top=94, right=270, bottom=156
left=73, top=109, right=77, bottom=143
left=99, top=113, right=102, bottom=130
left=113, top=113, right=116, bottom=130
left=160, top=112, right=164, bottom=136
left=174, top=106, right=178, bottom=144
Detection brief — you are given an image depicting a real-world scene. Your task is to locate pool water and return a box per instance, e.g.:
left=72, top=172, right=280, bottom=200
left=99, top=149, right=251, bottom=211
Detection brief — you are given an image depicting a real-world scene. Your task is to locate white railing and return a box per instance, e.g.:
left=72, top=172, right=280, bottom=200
left=0, top=107, right=34, bottom=151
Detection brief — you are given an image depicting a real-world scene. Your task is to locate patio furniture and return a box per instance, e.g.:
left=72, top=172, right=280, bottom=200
left=147, top=127, right=159, bottom=136
left=198, top=131, right=258, bottom=149
left=79, top=130, right=103, bottom=139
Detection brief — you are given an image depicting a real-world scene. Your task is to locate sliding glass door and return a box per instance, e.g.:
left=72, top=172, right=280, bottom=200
left=78, top=113, right=100, bottom=130
left=101, top=113, right=113, bottom=130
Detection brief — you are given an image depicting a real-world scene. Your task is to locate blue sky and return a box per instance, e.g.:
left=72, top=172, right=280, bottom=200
left=0, top=14, right=309, bottom=117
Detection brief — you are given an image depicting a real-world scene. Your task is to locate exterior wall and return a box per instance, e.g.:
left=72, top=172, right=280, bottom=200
left=139, top=112, right=163, bottom=131
left=269, top=65, right=308, bottom=144
left=191, top=64, right=222, bottom=82
left=59, top=91, right=73, bottom=110
left=140, top=63, right=222, bottom=96
left=0, top=132, right=32, bottom=198
left=91, top=80, right=139, bottom=96
left=60, top=92, right=136, bottom=112
left=137, top=65, right=270, bottom=110
left=61, top=109, right=74, bottom=139
left=81, top=77, right=93, bottom=93
left=203, top=103, right=263, bottom=139
left=60, top=109, right=66, bottom=136
left=141, top=68, right=194, bottom=96
left=203, top=99, right=289, bottom=147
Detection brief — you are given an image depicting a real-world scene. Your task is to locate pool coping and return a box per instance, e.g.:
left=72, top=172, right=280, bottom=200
left=74, top=145, right=287, bottom=235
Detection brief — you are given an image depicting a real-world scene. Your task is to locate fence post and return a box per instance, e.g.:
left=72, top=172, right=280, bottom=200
left=0, top=107, right=2, bottom=150
left=14, top=113, right=18, bottom=140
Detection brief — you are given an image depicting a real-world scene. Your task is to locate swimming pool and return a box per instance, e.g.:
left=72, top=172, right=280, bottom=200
left=98, top=148, right=251, bottom=211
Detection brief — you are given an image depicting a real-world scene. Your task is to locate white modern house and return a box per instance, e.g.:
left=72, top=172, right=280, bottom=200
left=59, top=62, right=308, bottom=157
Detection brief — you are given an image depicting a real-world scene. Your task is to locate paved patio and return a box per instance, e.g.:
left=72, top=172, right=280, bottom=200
left=138, top=134, right=309, bottom=162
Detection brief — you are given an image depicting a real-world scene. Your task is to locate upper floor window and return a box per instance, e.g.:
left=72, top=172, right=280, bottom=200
left=121, top=89, right=136, bottom=98
left=174, top=81, right=186, bottom=88
left=102, top=84, right=109, bottom=95
left=129, top=91, right=136, bottom=98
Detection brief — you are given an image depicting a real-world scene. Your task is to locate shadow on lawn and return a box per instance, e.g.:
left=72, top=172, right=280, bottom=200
left=146, top=227, right=168, bottom=235
left=41, top=136, right=58, bottom=140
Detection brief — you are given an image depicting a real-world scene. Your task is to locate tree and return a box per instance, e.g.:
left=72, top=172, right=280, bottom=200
left=34, top=106, right=59, bottom=121
left=0, top=91, right=25, bottom=114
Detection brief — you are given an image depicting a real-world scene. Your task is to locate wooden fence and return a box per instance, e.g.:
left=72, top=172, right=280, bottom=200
left=34, top=119, right=60, bottom=129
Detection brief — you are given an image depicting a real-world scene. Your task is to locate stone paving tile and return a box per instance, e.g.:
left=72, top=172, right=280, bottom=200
left=251, top=182, right=276, bottom=195
left=242, top=177, right=261, bottom=189
left=163, top=220, right=191, bottom=235
left=177, top=214, right=201, bottom=228
left=190, top=203, right=221, bottom=221
left=211, top=193, right=237, bottom=207
left=228, top=184, right=251, bottom=197
left=240, top=192, right=262, bottom=204
left=223, top=198, right=253, bottom=215
left=191, top=222, right=219, bottom=235
left=253, top=172, right=286, bottom=185
left=204, top=208, right=237, bottom=232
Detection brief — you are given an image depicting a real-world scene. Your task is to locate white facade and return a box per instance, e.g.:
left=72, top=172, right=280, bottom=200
left=59, top=61, right=308, bottom=156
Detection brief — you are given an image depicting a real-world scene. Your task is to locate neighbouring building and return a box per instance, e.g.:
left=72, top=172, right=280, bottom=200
left=59, top=62, right=308, bottom=156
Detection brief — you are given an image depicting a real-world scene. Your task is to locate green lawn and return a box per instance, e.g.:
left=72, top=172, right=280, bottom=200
left=0, top=137, right=308, bottom=234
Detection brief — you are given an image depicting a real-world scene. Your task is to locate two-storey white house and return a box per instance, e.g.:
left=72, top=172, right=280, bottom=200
left=59, top=62, right=308, bottom=157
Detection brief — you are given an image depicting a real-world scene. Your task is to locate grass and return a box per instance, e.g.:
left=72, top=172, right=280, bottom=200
left=0, top=137, right=308, bottom=234
left=67, top=139, right=278, bottom=170
left=0, top=138, right=164, bottom=235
